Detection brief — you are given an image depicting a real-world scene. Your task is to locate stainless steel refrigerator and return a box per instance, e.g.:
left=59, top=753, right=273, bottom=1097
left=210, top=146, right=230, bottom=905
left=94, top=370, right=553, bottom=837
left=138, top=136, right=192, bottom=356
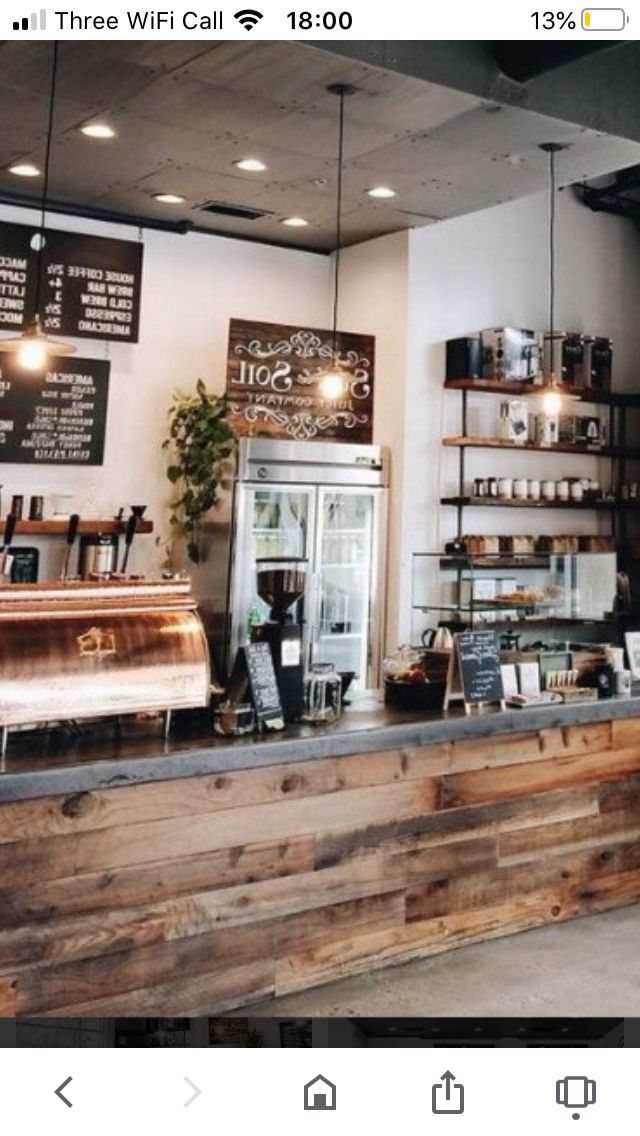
left=225, top=438, right=389, bottom=690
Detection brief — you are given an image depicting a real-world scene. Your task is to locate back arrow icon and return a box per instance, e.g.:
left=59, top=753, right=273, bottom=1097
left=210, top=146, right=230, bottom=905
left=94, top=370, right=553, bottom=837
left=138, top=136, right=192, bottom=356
left=55, top=1077, right=73, bottom=1108
left=184, top=1077, right=201, bottom=1108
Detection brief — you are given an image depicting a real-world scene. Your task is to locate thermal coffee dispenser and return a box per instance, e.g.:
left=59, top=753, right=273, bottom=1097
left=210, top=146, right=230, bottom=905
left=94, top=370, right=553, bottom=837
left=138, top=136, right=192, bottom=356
left=252, top=557, right=306, bottom=723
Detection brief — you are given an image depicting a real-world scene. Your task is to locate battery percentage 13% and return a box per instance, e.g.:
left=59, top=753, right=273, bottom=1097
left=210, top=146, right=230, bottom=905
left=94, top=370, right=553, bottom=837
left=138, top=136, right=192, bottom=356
left=531, top=10, right=577, bottom=27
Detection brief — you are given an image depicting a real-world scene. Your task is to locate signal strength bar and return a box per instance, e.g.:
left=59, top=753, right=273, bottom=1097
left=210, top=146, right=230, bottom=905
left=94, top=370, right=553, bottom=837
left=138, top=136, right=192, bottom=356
left=12, top=9, right=46, bottom=30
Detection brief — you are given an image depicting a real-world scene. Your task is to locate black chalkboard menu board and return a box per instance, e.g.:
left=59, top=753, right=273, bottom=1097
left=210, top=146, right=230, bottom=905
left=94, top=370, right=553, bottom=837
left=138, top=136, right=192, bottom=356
left=245, top=643, right=284, bottom=728
left=228, top=644, right=284, bottom=730
left=455, top=630, right=504, bottom=708
left=0, top=221, right=143, bottom=343
left=0, top=354, right=109, bottom=465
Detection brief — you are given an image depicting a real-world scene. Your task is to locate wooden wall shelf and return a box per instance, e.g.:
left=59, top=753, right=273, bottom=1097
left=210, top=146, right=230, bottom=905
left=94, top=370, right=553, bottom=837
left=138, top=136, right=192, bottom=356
left=444, top=378, right=640, bottom=407
left=9, top=519, right=154, bottom=537
left=442, top=436, right=640, bottom=459
left=440, top=495, right=627, bottom=510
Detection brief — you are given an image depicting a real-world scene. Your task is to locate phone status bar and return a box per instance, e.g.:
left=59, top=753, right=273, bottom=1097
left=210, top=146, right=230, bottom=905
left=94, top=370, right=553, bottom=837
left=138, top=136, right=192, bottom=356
left=4, top=2, right=637, bottom=41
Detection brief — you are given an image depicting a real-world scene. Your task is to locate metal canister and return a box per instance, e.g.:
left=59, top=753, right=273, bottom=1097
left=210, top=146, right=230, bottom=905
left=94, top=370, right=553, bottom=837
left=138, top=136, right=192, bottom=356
left=78, top=533, right=119, bottom=577
left=28, top=495, right=44, bottom=521
left=543, top=331, right=567, bottom=380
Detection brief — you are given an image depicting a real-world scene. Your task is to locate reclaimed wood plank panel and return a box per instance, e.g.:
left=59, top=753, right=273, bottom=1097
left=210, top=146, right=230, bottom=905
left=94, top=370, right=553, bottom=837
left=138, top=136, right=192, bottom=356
left=277, top=867, right=640, bottom=998
left=315, top=785, right=600, bottom=869
left=498, top=809, right=640, bottom=866
left=275, top=890, right=583, bottom=996
left=405, top=841, right=640, bottom=923
left=598, top=773, right=640, bottom=814
left=612, top=717, right=640, bottom=747
left=0, top=777, right=441, bottom=888
left=48, top=962, right=277, bottom=1017
left=0, top=759, right=341, bottom=846
left=0, top=836, right=316, bottom=929
left=0, top=713, right=638, bottom=1016
left=333, top=723, right=612, bottom=791
left=0, top=836, right=496, bottom=972
left=440, top=745, right=640, bottom=809
left=0, top=975, right=17, bottom=1016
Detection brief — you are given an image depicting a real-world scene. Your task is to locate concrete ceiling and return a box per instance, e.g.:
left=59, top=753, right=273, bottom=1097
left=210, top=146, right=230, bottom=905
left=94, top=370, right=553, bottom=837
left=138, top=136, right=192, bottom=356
left=1, top=40, right=640, bottom=252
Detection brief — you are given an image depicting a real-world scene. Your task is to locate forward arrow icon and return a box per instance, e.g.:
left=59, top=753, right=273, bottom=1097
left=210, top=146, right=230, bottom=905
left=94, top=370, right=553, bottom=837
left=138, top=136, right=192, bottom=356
left=184, top=1077, right=202, bottom=1108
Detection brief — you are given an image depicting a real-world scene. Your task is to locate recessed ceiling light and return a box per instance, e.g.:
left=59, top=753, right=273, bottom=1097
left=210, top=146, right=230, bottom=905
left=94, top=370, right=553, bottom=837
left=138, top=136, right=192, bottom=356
left=81, top=122, right=116, bottom=140
left=282, top=216, right=309, bottom=227
left=8, top=162, right=40, bottom=178
left=234, top=158, right=268, bottom=172
left=153, top=192, right=186, bottom=205
left=367, top=185, right=396, bottom=199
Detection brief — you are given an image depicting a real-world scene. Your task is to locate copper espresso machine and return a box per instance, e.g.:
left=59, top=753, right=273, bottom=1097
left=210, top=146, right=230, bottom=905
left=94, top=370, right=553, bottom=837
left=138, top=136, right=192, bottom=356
left=0, top=577, right=211, bottom=755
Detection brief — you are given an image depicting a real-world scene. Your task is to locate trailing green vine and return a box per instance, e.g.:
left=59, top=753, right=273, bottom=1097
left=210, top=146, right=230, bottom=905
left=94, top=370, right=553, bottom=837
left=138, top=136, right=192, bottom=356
left=163, top=380, right=236, bottom=564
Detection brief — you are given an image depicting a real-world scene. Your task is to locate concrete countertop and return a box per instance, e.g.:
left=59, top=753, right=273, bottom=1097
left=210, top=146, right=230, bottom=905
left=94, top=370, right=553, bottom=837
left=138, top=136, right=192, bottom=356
left=2, top=691, right=640, bottom=803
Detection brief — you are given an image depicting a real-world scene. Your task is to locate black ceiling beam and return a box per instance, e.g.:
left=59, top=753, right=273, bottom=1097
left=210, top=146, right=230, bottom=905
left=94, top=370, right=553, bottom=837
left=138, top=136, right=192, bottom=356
left=0, top=190, right=329, bottom=255
left=576, top=183, right=640, bottom=219
left=311, top=41, right=640, bottom=144
left=492, top=42, right=616, bottom=83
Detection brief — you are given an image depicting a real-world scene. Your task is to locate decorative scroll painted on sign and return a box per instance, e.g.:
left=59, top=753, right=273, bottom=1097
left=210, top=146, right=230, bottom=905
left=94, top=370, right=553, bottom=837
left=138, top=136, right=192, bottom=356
left=226, top=319, right=374, bottom=443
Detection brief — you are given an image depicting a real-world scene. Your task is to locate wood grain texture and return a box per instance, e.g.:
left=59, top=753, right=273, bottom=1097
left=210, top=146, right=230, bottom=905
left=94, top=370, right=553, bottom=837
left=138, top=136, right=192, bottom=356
left=0, top=714, right=638, bottom=1015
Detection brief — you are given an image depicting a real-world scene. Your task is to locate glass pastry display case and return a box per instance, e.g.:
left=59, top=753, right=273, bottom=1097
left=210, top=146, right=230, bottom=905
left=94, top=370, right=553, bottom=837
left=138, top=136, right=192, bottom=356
left=411, top=551, right=619, bottom=646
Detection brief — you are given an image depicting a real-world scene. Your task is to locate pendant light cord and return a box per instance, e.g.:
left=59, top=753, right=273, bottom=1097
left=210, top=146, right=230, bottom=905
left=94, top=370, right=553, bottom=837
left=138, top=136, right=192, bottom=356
left=548, top=145, right=556, bottom=348
left=33, top=39, right=59, bottom=322
left=332, top=87, right=345, bottom=364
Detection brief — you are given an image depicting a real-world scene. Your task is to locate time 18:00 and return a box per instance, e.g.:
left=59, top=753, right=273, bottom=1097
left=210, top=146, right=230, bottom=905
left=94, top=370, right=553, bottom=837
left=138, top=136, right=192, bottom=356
left=287, top=11, right=353, bottom=28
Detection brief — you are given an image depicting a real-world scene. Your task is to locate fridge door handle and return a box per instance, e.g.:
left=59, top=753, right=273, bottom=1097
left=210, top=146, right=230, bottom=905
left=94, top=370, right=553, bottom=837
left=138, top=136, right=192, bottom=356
left=307, top=570, right=321, bottom=646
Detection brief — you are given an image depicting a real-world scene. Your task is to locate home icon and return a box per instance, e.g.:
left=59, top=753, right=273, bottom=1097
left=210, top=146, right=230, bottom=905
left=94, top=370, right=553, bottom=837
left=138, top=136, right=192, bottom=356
left=304, top=1074, right=336, bottom=1111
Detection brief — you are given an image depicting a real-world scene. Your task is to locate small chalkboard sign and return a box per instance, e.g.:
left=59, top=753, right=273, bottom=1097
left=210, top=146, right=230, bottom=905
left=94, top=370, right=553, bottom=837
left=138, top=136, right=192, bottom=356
left=453, top=630, right=505, bottom=713
left=227, top=644, right=284, bottom=731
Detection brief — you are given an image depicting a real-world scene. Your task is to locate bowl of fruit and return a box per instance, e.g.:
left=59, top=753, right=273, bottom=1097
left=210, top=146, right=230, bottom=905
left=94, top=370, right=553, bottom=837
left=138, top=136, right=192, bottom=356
left=383, top=647, right=448, bottom=712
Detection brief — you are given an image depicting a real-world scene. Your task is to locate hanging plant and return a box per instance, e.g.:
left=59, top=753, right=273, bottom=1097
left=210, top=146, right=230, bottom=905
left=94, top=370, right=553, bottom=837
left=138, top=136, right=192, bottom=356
left=163, top=380, right=236, bottom=564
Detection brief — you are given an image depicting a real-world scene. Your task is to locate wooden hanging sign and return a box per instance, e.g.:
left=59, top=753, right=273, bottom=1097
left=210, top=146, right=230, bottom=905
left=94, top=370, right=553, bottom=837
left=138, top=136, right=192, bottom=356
left=226, top=318, right=374, bottom=443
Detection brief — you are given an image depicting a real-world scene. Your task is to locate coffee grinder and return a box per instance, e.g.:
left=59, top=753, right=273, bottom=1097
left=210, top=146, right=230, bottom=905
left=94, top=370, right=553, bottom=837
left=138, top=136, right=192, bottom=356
left=252, top=557, right=307, bottom=723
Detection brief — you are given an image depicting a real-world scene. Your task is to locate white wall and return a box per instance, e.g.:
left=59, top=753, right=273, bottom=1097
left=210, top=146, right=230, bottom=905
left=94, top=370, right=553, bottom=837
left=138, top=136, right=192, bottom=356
left=0, top=203, right=331, bottom=580
left=335, top=231, right=410, bottom=646
left=340, top=189, right=640, bottom=644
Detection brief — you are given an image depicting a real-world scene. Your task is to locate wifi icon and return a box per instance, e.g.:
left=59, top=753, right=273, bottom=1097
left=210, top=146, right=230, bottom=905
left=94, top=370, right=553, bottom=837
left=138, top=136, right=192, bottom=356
left=234, top=8, right=264, bottom=30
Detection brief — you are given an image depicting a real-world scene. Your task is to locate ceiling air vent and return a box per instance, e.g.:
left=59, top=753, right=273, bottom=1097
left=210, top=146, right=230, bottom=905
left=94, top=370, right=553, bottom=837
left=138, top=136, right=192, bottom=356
left=197, top=200, right=273, bottom=221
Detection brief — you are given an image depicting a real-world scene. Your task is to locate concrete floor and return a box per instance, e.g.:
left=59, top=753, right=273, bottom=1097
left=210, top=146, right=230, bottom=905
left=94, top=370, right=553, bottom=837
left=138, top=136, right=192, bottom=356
left=246, top=905, right=640, bottom=1017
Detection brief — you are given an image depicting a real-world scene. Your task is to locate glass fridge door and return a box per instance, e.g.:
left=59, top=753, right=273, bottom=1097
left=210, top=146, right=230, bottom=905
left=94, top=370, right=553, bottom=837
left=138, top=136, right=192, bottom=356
left=312, top=487, right=385, bottom=690
left=228, top=484, right=315, bottom=663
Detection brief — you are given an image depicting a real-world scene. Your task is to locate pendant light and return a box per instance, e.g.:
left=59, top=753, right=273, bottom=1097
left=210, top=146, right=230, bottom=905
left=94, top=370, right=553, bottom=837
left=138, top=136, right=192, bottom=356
left=316, top=83, right=356, bottom=402
left=539, top=141, right=577, bottom=414
left=0, top=41, right=76, bottom=370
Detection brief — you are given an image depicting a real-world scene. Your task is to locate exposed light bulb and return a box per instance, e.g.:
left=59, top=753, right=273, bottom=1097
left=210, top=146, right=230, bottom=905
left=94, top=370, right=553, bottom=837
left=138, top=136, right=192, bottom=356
left=542, top=388, right=562, bottom=416
left=318, top=369, right=347, bottom=400
left=17, top=336, right=48, bottom=371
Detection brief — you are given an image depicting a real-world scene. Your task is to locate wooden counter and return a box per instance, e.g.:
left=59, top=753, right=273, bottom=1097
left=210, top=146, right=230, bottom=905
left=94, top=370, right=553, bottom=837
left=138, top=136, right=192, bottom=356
left=0, top=701, right=639, bottom=1015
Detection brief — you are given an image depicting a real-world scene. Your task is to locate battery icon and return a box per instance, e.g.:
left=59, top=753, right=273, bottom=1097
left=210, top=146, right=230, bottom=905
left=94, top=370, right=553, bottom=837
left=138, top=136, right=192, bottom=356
left=582, top=8, right=628, bottom=28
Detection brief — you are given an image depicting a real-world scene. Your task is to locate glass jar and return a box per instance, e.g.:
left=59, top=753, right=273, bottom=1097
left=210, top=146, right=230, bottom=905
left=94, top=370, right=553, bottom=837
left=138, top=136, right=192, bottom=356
left=302, top=662, right=342, bottom=724
left=213, top=702, right=255, bottom=736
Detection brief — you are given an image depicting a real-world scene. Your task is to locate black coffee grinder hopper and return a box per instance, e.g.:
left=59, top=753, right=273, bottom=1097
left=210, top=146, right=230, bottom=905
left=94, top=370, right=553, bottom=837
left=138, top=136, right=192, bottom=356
left=252, top=557, right=307, bottom=723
